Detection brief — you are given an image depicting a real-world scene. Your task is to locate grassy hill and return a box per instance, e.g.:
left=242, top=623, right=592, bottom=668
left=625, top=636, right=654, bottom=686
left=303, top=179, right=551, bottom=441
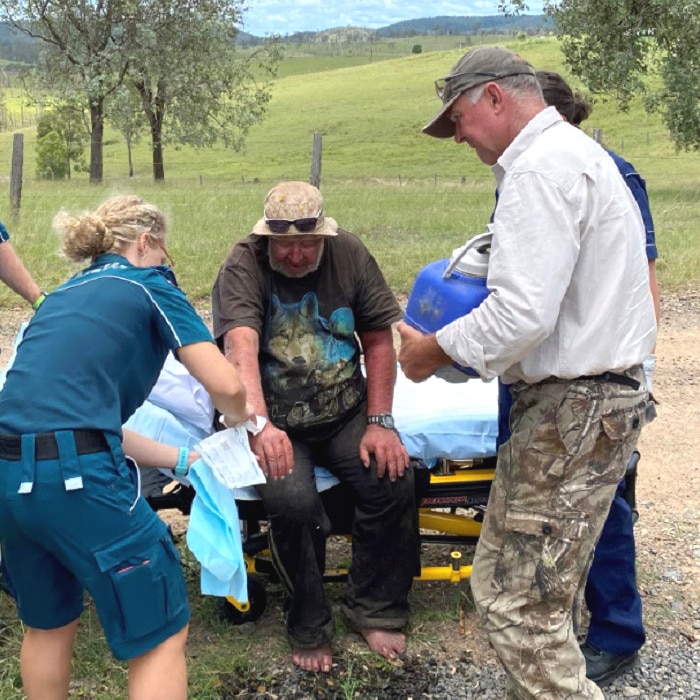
left=2, top=36, right=677, bottom=182
left=0, top=36, right=698, bottom=303
left=127, top=38, right=689, bottom=181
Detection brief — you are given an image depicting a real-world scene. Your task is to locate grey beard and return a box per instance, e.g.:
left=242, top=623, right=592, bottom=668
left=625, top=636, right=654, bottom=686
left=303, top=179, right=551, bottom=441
left=268, top=242, right=324, bottom=278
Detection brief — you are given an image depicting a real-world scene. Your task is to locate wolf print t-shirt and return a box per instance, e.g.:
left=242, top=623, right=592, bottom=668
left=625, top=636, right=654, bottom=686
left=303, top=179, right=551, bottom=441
left=212, top=230, right=401, bottom=436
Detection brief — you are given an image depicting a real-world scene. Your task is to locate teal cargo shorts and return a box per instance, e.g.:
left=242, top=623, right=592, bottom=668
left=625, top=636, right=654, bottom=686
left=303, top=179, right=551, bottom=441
left=0, top=431, right=190, bottom=660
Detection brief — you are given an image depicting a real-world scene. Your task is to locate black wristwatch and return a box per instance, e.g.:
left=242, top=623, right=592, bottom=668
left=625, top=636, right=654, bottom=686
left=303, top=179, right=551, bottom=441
left=367, top=414, right=395, bottom=430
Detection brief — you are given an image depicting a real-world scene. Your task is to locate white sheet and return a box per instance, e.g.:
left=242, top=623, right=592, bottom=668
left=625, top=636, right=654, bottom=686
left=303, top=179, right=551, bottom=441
left=393, top=368, right=498, bottom=462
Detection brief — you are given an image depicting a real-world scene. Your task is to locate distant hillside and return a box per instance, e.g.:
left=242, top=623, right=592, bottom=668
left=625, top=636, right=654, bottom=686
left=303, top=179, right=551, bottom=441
left=376, top=14, right=552, bottom=37
left=1, top=15, right=553, bottom=57
left=0, top=22, right=39, bottom=65
left=235, top=30, right=262, bottom=48
left=240, top=14, right=552, bottom=45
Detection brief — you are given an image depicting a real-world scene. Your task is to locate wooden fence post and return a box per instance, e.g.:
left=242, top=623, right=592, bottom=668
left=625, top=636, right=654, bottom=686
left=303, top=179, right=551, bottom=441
left=593, top=128, right=603, bottom=144
left=310, top=131, right=322, bottom=188
left=10, top=133, right=23, bottom=218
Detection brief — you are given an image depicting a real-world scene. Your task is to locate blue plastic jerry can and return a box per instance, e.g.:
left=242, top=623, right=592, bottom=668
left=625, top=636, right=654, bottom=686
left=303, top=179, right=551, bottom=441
left=404, top=230, right=492, bottom=382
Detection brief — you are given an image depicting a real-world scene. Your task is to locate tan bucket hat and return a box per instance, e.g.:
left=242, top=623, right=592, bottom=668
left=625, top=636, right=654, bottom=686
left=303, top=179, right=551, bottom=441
left=252, top=181, right=338, bottom=237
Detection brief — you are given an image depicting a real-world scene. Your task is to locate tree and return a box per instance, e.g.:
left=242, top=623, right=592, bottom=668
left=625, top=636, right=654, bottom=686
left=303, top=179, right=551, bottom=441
left=0, top=1, right=133, bottom=183
left=500, top=1, right=700, bottom=151
left=0, top=88, right=6, bottom=131
left=121, top=0, right=281, bottom=180
left=107, top=85, right=146, bottom=177
left=36, top=101, right=87, bottom=178
left=1, top=1, right=280, bottom=183
left=36, top=129, right=68, bottom=179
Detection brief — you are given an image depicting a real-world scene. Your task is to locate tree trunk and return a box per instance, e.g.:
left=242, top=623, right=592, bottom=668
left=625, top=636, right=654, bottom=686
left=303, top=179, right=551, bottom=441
left=151, top=121, right=165, bottom=181
left=89, top=99, right=104, bottom=184
left=150, top=80, right=167, bottom=181
left=127, top=137, right=134, bottom=177
left=135, top=79, right=166, bottom=181
left=66, top=136, right=72, bottom=180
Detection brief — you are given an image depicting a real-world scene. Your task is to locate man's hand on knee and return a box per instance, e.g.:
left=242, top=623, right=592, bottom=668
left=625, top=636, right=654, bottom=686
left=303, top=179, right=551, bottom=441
left=360, top=426, right=409, bottom=481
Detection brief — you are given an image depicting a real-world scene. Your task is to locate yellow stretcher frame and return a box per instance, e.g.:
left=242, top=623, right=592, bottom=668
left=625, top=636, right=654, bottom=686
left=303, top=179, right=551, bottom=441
left=223, top=460, right=495, bottom=619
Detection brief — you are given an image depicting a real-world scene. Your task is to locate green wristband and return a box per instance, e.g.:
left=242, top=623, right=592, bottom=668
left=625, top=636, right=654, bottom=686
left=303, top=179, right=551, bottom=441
left=174, top=447, right=190, bottom=477
left=32, top=292, right=47, bottom=311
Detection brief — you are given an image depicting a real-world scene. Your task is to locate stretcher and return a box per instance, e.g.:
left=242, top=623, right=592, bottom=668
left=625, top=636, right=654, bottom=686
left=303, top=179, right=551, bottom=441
left=138, top=363, right=499, bottom=623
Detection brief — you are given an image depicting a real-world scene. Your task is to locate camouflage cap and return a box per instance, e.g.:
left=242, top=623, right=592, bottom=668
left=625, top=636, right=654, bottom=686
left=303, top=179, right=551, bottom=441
left=422, top=45, right=537, bottom=139
left=252, top=181, right=338, bottom=237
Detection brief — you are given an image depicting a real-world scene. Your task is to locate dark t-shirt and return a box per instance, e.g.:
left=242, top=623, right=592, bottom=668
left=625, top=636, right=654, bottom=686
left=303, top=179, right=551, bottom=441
left=212, top=230, right=401, bottom=436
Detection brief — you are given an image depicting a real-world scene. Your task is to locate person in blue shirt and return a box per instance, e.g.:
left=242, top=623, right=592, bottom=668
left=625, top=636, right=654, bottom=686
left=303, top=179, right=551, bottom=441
left=0, top=194, right=251, bottom=700
left=561, top=71, right=660, bottom=686
left=0, top=220, right=43, bottom=309
left=497, top=70, right=660, bottom=687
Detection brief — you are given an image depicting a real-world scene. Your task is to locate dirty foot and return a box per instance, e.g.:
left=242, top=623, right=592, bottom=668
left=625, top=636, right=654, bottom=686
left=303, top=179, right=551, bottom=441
left=292, top=645, right=333, bottom=673
left=355, top=627, right=406, bottom=659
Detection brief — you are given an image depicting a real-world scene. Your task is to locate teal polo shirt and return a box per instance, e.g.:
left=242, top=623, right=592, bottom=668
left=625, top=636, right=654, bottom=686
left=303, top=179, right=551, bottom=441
left=0, top=253, right=212, bottom=437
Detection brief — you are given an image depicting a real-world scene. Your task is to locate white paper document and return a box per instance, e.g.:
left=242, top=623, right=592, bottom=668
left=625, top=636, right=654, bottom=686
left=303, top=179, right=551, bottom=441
left=195, top=422, right=266, bottom=490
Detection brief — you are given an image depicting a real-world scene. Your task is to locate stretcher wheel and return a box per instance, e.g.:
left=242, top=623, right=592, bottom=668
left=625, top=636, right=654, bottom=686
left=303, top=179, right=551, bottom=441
left=217, top=575, right=268, bottom=624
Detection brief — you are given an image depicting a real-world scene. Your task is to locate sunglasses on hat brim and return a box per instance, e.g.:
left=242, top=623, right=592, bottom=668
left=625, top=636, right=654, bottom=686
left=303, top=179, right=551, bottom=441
left=434, top=71, right=535, bottom=100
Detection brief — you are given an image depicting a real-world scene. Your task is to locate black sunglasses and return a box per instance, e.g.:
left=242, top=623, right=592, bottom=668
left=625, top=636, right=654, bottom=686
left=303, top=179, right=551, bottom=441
left=264, top=209, right=322, bottom=234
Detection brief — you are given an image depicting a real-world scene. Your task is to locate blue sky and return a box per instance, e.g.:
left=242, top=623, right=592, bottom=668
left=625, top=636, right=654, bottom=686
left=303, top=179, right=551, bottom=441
left=241, top=1, right=545, bottom=37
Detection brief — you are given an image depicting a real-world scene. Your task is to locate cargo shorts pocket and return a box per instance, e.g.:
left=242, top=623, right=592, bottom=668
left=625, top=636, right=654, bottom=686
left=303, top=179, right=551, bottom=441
left=592, top=399, right=657, bottom=486
left=94, top=527, right=187, bottom=641
left=498, top=504, right=590, bottom=603
left=601, top=399, right=656, bottom=441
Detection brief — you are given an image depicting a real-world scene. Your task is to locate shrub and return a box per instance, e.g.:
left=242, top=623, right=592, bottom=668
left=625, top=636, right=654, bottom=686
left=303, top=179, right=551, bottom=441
left=36, top=130, right=69, bottom=179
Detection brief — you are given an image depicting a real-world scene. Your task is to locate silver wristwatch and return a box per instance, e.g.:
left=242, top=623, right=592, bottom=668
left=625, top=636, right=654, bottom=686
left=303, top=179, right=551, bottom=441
left=367, top=414, right=395, bottom=430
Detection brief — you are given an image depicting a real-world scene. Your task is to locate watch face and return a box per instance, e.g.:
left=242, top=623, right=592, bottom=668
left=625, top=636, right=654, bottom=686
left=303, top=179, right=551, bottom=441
left=382, top=415, right=395, bottom=430
left=369, top=414, right=395, bottom=429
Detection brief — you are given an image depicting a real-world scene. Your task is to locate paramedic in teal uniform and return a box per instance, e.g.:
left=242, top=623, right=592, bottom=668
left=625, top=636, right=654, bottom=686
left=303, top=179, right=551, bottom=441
left=0, top=195, right=250, bottom=700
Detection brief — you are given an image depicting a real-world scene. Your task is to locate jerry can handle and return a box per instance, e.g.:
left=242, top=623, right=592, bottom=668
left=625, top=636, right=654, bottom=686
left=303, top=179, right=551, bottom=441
left=442, top=230, right=493, bottom=280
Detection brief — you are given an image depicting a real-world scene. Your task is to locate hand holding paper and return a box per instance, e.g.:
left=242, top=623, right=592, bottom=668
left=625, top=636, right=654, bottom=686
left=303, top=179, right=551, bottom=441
left=195, top=421, right=267, bottom=490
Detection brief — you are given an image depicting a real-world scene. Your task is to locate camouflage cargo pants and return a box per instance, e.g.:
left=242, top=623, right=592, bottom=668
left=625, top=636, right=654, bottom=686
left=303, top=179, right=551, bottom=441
left=471, top=368, right=655, bottom=699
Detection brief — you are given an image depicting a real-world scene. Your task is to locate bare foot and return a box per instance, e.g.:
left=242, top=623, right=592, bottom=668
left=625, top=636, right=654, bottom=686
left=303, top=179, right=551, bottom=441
left=355, top=627, right=406, bottom=659
left=291, top=645, right=333, bottom=673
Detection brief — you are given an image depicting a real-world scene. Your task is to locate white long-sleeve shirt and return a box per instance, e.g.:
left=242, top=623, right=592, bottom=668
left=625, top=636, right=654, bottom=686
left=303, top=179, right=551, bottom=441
left=436, top=107, right=657, bottom=384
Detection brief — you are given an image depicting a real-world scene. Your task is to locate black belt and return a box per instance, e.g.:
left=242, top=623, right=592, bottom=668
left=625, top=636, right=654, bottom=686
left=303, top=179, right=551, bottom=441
left=0, top=430, right=110, bottom=462
left=575, top=371, right=641, bottom=391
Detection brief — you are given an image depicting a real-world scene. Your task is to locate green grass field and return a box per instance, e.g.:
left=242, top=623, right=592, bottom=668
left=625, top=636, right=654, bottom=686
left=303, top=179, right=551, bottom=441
left=0, top=34, right=698, bottom=310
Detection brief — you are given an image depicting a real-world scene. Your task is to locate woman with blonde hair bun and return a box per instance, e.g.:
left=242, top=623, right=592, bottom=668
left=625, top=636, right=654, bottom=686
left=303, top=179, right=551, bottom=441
left=0, top=194, right=251, bottom=699
left=57, top=194, right=172, bottom=265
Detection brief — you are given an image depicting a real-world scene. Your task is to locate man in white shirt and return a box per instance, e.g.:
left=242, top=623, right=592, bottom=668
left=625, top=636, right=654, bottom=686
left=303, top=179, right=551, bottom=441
left=398, top=46, right=656, bottom=699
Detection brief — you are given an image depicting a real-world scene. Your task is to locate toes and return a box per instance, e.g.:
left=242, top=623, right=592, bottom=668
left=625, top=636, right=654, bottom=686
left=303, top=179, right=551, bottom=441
left=292, top=647, right=332, bottom=673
